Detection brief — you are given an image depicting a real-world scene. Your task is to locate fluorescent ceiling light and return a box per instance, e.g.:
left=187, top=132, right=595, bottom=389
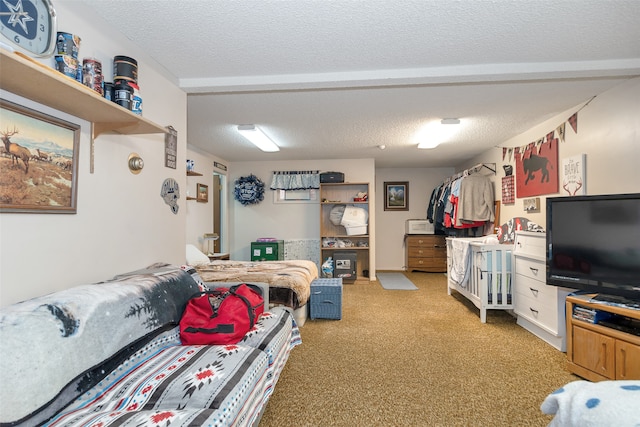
left=237, top=124, right=280, bottom=152
left=417, top=119, right=462, bottom=149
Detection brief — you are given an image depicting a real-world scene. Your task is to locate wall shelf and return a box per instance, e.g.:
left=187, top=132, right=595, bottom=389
left=0, top=49, right=166, bottom=138
left=187, top=171, right=203, bottom=176
left=0, top=49, right=167, bottom=173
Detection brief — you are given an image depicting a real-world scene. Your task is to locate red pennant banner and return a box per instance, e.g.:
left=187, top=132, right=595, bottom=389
left=546, top=131, right=554, bottom=143
left=568, top=112, right=578, bottom=133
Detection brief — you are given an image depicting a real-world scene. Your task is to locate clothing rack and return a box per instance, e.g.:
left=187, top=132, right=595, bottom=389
left=446, top=163, right=496, bottom=182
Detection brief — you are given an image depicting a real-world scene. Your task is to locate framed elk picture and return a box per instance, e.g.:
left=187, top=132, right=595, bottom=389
left=0, top=99, right=80, bottom=213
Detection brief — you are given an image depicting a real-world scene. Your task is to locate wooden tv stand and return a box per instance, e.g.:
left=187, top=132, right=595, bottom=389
left=565, top=294, right=640, bottom=381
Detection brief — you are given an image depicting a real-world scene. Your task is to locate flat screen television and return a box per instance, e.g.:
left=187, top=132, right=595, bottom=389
left=546, top=193, right=640, bottom=302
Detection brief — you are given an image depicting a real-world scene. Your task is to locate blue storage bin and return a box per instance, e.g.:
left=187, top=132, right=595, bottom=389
left=310, top=278, right=343, bottom=320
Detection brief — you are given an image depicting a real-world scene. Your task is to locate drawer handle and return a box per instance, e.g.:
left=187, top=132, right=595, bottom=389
left=529, top=267, right=539, bottom=275
left=529, top=307, right=539, bottom=316
left=529, top=287, right=539, bottom=296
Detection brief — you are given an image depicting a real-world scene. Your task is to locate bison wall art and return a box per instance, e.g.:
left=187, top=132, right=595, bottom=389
left=515, top=133, right=559, bottom=198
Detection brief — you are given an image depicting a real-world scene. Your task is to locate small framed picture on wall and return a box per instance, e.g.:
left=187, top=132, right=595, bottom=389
left=196, top=183, right=208, bottom=203
left=384, top=181, right=409, bottom=211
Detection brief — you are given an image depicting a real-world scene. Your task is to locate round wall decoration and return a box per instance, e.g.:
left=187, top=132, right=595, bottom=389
left=234, top=174, right=265, bottom=206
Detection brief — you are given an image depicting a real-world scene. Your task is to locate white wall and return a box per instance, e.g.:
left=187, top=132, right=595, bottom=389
left=375, top=167, right=453, bottom=270
left=0, top=3, right=187, bottom=307
left=228, top=159, right=375, bottom=272
left=460, top=77, right=640, bottom=228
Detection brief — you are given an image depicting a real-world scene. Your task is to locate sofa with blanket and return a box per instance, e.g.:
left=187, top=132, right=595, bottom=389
left=0, top=264, right=300, bottom=426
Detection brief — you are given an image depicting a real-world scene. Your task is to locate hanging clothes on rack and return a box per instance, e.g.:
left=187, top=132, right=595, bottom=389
left=456, top=173, right=495, bottom=226
left=426, top=163, right=496, bottom=235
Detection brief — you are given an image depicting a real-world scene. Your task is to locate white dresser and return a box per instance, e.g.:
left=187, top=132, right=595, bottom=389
left=513, top=231, right=573, bottom=351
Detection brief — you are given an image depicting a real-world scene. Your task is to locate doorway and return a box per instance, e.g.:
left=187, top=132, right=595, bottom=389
left=212, top=173, right=225, bottom=253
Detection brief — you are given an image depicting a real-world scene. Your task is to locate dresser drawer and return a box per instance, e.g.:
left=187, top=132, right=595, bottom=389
left=515, top=273, right=556, bottom=302
left=407, top=235, right=445, bottom=248
left=408, top=257, right=446, bottom=270
left=408, top=246, right=443, bottom=257
left=515, top=287, right=561, bottom=333
left=514, top=231, right=546, bottom=259
left=515, top=257, right=546, bottom=282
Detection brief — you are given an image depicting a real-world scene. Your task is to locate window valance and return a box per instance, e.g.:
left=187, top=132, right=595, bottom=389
left=270, top=170, right=320, bottom=190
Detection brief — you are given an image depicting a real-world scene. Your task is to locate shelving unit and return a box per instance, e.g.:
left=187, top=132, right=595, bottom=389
left=320, top=182, right=370, bottom=283
left=566, top=294, right=640, bottom=381
left=0, top=49, right=166, bottom=172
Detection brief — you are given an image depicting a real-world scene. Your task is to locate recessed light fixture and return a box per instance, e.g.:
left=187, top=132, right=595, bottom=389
left=417, top=118, right=462, bottom=149
left=237, top=124, right=280, bottom=152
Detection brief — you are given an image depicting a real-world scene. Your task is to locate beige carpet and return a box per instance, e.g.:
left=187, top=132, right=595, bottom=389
left=259, top=271, right=578, bottom=426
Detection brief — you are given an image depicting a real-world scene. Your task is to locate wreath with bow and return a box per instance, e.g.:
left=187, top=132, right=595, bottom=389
left=234, top=174, right=265, bottom=206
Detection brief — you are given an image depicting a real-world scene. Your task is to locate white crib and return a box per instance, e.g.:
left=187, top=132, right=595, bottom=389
left=446, top=236, right=514, bottom=323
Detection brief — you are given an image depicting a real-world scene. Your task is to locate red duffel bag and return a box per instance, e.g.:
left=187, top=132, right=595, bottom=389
left=180, top=283, right=264, bottom=345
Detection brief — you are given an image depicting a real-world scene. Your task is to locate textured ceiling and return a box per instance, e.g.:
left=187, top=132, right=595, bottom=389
left=82, top=0, right=640, bottom=168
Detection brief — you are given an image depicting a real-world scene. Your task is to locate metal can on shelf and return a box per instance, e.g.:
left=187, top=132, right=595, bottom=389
left=82, top=58, right=103, bottom=95
left=53, top=55, right=78, bottom=79
left=103, top=82, right=114, bottom=102
left=114, top=81, right=133, bottom=110
left=56, top=32, right=81, bottom=59
left=113, top=55, right=138, bottom=84
left=129, top=82, right=142, bottom=115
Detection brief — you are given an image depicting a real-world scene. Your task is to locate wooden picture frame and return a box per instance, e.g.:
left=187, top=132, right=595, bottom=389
left=384, top=181, right=409, bottom=211
left=196, top=183, right=208, bottom=202
left=0, top=99, right=80, bottom=213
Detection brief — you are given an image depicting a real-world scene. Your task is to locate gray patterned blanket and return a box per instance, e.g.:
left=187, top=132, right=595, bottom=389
left=0, top=264, right=299, bottom=426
